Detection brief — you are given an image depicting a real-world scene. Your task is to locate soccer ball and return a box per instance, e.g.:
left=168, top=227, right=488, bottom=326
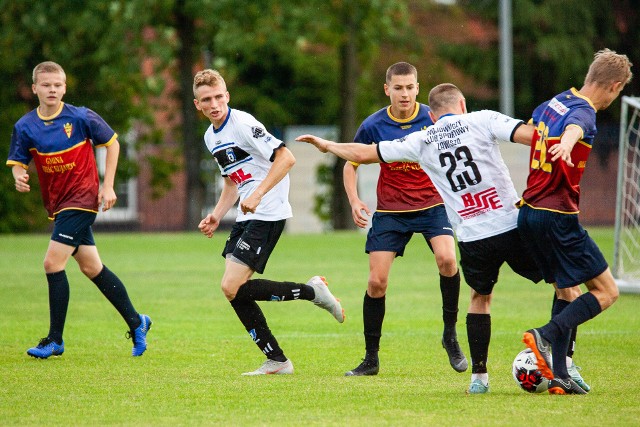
left=512, top=348, right=550, bottom=393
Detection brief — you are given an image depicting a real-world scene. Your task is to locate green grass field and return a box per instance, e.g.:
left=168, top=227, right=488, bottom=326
left=1, top=229, right=639, bottom=426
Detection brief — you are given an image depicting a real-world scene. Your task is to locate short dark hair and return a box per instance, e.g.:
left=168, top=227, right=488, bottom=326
left=428, top=83, right=464, bottom=114
left=386, top=62, right=417, bottom=84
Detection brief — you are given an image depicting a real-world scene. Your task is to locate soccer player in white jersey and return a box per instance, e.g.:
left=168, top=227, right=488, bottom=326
left=297, top=83, right=579, bottom=393
left=193, top=69, right=345, bottom=376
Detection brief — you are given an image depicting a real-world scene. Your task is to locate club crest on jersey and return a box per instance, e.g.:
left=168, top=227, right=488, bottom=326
left=251, top=126, right=266, bottom=139
left=225, top=148, right=236, bottom=163
left=457, top=187, right=503, bottom=219
left=63, top=123, right=73, bottom=138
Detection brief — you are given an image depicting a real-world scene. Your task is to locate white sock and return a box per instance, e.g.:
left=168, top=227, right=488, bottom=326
left=471, top=373, right=489, bottom=385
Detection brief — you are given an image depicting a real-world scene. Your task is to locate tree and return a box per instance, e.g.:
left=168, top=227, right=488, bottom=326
left=302, top=0, right=413, bottom=229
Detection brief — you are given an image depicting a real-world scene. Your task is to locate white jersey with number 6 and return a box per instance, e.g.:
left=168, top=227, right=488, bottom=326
left=378, top=110, right=524, bottom=242
left=204, top=108, right=292, bottom=222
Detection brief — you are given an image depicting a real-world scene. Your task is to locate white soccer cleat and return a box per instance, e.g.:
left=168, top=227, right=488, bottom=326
left=241, top=359, right=294, bottom=376
left=307, top=276, right=345, bottom=323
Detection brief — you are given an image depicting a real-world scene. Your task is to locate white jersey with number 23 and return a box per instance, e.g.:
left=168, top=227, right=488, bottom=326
left=378, top=110, right=524, bottom=242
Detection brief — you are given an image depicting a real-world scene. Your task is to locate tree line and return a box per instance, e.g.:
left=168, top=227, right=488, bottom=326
left=1, top=0, right=637, bottom=232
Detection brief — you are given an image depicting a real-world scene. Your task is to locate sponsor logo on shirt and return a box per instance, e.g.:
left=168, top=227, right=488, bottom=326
left=548, top=97, right=569, bottom=116
left=457, top=187, right=503, bottom=219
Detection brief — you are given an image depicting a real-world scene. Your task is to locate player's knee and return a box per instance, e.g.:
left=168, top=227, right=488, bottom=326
left=220, top=282, right=238, bottom=301
left=43, top=256, right=63, bottom=274
left=367, top=277, right=388, bottom=297
left=435, top=255, right=457, bottom=276
left=607, top=284, right=620, bottom=306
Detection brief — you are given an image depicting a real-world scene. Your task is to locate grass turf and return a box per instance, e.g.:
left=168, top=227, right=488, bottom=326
left=1, top=228, right=639, bottom=426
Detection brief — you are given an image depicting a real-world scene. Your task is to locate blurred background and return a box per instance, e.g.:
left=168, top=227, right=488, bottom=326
left=1, top=0, right=638, bottom=234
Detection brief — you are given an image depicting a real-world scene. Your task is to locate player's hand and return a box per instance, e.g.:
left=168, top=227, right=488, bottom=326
left=198, top=214, right=220, bottom=238
left=548, top=142, right=574, bottom=167
left=14, top=173, right=31, bottom=192
left=350, top=199, right=371, bottom=229
left=240, top=193, right=261, bottom=215
left=99, top=187, right=117, bottom=211
left=295, top=134, right=330, bottom=153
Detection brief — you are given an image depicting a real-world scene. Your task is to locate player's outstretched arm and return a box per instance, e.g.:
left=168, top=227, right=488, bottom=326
left=512, top=123, right=536, bottom=146
left=295, top=134, right=380, bottom=164
left=548, top=124, right=581, bottom=167
left=12, top=165, right=30, bottom=193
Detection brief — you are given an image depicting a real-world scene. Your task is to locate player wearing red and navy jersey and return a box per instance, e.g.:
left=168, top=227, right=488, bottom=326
left=519, top=88, right=597, bottom=213
left=342, top=63, right=465, bottom=377
left=298, top=83, right=546, bottom=393
left=353, top=103, right=440, bottom=211
left=519, top=49, right=632, bottom=394
left=8, top=102, right=117, bottom=219
left=6, top=61, right=150, bottom=360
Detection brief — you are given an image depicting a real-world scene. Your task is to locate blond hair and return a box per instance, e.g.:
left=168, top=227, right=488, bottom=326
left=428, top=83, right=464, bottom=115
left=584, top=48, right=633, bottom=87
left=32, top=61, right=66, bottom=84
left=193, top=69, right=226, bottom=97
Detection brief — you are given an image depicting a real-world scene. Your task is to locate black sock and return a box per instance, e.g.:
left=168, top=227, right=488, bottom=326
left=230, top=297, right=286, bottom=362
left=46, top=270, right=69, bottom=344
left=542, top=292, right=602, bottom=343
left=363, top=292, right=385, bottom=358
left=440, top=271, right=460, bottom=335
left=552, top=297, right=576, bottom=358
left=466, top=313, right=491, bottom=374
left=91, top=265, right=140, bottom=330
left=541, top=293, right=602, bottom=378
left=236, top=278, right=314, bottom=301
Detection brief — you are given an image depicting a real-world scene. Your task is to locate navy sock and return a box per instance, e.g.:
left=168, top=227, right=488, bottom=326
left=552, top=297, right=576, bottom=358
left=230, top=297, right=286, bottom=361
left=466, top=313, right=491, bottom=374
left=91, top=265, right=140, bottom=330
left=363, top=292, right=385, bottom=356
left=440, top=271, right=460, bottom=334
left=237, top=278, right=313, bottom=302
left=46, top=270, right=69, bottom=344
left=541, top=293, right=602, bottom=378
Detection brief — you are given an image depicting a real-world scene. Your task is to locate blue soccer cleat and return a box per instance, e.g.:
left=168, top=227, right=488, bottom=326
left=126, top=314, right=152, bottom=356
left=467, top=379, right=490, bottom=394
left=27, top=337, right=64, bottom=359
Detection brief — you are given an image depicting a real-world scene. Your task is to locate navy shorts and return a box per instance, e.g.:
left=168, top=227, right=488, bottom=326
left=517, top=205, right=609, bottom=288
left=222, top=219, right=286, bottom=274
left=458, top=228, right=543, bottom=295
left=365, top=205, right=454, bottom=256
left=51, top=209, right=97, bottom=249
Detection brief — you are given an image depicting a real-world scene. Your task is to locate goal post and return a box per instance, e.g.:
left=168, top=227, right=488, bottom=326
left=613, top=96, right=640, bottom=293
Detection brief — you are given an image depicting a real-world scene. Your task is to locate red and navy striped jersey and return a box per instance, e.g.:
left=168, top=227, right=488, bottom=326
left=353, top=103, right=442, bottom=212
left=520, top=88, right=597, bottom=213
left=7, top=102, right=117, bottom=219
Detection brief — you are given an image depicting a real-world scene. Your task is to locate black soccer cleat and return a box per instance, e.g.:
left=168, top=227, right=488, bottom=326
left=345, top=358, right=380, bottom=376
left=548, top=378, right=588, bottom=395
left=442, top=336, right=468, bottom=373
